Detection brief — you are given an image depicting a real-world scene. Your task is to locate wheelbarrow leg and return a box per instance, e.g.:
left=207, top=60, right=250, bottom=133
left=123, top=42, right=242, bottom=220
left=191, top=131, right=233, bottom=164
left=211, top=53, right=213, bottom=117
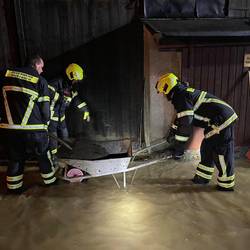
left=112, top=174, right=121, bottom=189
left=123, top=172, right=127, bottom=188
left=130, top=169, right=137, bottom=185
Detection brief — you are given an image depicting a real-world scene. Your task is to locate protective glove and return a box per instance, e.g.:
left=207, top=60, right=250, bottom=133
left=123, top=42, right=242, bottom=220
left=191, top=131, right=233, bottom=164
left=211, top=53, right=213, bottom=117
left=64, top=96, right=72, bottom=107
left=83, top=111, right=90, bottom=122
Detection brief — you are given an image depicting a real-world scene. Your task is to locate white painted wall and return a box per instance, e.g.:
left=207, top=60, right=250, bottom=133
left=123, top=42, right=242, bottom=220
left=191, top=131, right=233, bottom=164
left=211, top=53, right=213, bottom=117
left=144, top=27, right=181, bottom=144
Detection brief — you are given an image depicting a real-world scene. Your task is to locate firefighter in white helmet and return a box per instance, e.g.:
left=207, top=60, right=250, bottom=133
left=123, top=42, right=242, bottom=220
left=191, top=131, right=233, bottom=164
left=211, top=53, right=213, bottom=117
left=156, top=72, right=238, bottom=191
left=48, top=63, right=90, bottom=163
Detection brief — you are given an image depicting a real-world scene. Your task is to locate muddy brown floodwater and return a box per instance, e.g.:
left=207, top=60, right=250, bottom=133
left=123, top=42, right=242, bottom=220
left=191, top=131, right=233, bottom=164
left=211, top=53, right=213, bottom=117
left=0, top=158, right=250, bottom=250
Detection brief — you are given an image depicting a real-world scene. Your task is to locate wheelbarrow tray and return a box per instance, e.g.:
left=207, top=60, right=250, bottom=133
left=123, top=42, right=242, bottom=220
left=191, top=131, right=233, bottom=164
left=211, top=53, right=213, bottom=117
left=58, top=157, right=159, bottom=186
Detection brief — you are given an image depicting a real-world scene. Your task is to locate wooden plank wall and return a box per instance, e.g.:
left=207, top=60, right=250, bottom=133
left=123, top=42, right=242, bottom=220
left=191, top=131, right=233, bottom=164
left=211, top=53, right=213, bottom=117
left=229, top=0, right=250, bottom=17
left=0, top=0, right=19, bottom=68
left=181, top=45, right=250, bottom=146
left=14, top=0, right=136, bottom=62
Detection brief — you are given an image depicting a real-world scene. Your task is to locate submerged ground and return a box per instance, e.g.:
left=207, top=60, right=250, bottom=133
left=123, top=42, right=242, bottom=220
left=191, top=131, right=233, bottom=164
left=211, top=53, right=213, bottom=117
left=0, top=158, right=250, bottom=250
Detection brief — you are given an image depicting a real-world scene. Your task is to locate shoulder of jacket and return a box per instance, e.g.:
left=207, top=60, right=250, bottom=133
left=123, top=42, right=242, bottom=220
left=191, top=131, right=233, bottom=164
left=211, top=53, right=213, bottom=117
left=48, top=76, right=63, bottom=87
left=39, top=75, right=48, bottom=85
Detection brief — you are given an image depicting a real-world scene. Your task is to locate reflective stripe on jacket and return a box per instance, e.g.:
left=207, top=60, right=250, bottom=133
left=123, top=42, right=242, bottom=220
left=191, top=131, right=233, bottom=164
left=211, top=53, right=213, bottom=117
left=0, top=67, right=50, bottom=131
left=171, top=84, right=238, bottom=141
left=48, top=77, right=89, bottom=123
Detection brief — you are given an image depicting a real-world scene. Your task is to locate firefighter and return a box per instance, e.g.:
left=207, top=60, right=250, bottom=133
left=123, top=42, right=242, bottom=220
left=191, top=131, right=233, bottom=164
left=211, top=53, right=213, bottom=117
left=48, top=63, right=90, bottom=162
left=155, top=73, right=238, bottom=191
left=0, top=55, right=56, bottom=194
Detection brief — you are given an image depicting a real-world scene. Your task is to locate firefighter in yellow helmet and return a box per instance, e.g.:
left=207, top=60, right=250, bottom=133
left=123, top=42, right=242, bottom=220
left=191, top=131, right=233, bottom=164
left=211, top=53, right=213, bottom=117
left=48, top=63, right=90, bottom=163
left=155, top=73, right=178, bottom=96
left=156, top=72, right=238, bottom=191
left=66, top=63, right=84, bottom=81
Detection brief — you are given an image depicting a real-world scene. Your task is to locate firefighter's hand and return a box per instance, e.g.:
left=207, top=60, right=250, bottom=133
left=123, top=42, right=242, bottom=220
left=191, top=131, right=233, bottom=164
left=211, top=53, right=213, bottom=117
left=83, top=111, right=90, bottom=122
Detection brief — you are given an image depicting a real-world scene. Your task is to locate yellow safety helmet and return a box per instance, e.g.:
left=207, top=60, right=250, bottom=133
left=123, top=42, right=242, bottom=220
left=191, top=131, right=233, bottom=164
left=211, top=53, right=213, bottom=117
left=66, top=63, right=84, bottom=81
left=155, top=73, right=178, bottom=95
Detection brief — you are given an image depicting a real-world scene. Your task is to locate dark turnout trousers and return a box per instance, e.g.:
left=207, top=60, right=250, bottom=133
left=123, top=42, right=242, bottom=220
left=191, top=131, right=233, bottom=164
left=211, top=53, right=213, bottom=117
left=5, top=131, right=56, bottom=191
left=195, top=125, right=235, bottom=190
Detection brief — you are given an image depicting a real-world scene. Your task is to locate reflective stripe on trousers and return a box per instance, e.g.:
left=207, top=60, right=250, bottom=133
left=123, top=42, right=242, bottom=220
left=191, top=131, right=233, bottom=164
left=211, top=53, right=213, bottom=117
left=195, top=125, right=235, bottom=189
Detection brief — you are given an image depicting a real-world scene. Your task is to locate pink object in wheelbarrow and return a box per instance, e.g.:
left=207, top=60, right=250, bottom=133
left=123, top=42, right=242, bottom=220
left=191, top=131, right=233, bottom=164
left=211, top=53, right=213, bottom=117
left=66, top=168, right=84, bottom=178
left=65, top=168, right=87, bottom=183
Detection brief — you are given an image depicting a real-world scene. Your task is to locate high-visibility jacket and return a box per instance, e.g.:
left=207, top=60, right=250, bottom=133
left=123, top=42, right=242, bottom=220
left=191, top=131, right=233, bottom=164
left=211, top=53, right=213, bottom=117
left=48, top=78, right=63, bottom=123
left=48, top=77, right=89, bottom=123
left=0, top=67, right=50, bottom=131
left=170, top=84, right=238, bottom=143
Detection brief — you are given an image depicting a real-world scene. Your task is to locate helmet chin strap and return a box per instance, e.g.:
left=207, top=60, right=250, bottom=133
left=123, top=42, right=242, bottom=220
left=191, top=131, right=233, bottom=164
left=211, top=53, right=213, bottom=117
left=166, top=89, right=174, bottom=101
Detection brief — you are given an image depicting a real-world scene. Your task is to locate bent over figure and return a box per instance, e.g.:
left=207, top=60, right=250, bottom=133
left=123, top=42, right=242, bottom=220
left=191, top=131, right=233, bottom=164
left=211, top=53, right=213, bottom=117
left=48, top=63, right=90, bottom=162
left=156, top=73, right=238, bottom=191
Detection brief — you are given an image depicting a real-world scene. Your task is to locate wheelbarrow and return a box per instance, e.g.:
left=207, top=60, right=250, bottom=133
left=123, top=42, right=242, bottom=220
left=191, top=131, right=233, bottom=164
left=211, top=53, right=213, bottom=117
left=58, top=140, right=169, bottom=188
